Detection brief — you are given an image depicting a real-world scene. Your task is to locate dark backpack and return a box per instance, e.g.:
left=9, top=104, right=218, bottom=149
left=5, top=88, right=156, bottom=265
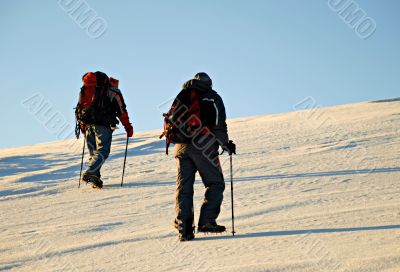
left=160, top=88, right=213, bottom=154
left=75, top=71, right=118, bottom=138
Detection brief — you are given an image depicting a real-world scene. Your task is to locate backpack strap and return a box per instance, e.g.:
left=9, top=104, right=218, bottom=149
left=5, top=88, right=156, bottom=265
left=165, top=140, right=170, bottom=155
left=159, top=116, right=173, bottom=155
left=75, top=122, right=81, bottom=139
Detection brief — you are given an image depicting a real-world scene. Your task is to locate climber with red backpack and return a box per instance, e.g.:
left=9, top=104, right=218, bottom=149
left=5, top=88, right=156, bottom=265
left=75, top=71, right=133, bottom=189
left=160, top=72, right=236, bottom=241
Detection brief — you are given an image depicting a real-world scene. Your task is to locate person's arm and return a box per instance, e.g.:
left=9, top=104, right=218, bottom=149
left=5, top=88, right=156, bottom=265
left=212, top=94, right=229, bottom=146
left=213, top=95, right=237, bottom=154
left=109, top=88, right=133, bottom=137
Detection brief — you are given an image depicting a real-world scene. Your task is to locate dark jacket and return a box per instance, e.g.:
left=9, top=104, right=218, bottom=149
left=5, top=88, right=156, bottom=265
left=76, top=85, right=130, bottom=127
left=172, top=79, right=229, bottom=146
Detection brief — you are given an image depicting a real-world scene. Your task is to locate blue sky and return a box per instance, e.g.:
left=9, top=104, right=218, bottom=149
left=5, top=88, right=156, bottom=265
left=0, top=0, right=399, bottom=147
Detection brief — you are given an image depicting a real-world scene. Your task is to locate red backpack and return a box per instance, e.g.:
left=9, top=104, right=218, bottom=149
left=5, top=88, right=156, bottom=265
left=160, top=89, right=209, bottom=154
left=74, top=71, right=119, bottom=138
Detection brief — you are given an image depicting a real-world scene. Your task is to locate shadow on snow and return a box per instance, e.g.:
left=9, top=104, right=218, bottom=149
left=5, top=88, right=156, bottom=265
left=236, top=167, right=400, bottom=183
left=196, top=224, right=400, bottom=241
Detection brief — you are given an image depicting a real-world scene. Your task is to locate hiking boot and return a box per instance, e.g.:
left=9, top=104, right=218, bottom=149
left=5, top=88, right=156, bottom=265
left=82, top=173, right=103, bottom=189
left=198, top=223, right=226, bottom=233
left=179, top=232, right=195, bottom=242
left=177, top=219, right=195, bottom=242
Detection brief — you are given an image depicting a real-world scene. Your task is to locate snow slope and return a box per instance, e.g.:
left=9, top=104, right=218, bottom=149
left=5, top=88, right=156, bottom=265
left=0, top=99, right=399, bottom=272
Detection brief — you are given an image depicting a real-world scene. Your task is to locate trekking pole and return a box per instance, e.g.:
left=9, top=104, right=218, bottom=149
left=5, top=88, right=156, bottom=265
left=230, top=154, right=235, bottom=236
left=78, top=137, right=86, bottom=188
left=121, top=137, right=129, bottom=187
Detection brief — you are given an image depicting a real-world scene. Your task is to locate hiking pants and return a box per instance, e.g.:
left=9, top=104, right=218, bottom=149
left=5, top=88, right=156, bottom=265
left=174, top=143, right=225, bottom=228
left=84, top=125, right=113, bottom=177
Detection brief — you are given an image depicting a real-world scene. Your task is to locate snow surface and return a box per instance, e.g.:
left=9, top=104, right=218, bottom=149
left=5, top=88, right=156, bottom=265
left=0, top=100, right=399, bottom=271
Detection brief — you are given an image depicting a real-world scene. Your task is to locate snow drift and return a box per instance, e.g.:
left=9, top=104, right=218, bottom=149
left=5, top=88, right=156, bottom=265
left=0, top=99, right=399, bottom=271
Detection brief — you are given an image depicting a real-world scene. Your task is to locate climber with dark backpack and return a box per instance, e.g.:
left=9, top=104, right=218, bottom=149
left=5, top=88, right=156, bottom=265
left=75, top=71, right=133, bottom=189
left=160, top=72, right=236, bottom=241
left=160, top=73, right=226, bottom=154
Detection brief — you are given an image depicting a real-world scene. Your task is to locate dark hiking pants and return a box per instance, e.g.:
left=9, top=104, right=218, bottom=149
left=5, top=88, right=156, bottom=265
left=174, top=143, right=225, bottom=228
left=84, top=125, right=113, bottom=177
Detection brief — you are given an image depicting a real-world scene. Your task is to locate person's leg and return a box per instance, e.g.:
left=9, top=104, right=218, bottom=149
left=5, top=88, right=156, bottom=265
left=191, top=148, right=225, bottom=227
left=174, top=144, right=196, bottom=236
left=85, top=126, right=96, bottom=155
left=84, top=126, right=96, bottom=172
left=85, top=125, right=113, bottom=178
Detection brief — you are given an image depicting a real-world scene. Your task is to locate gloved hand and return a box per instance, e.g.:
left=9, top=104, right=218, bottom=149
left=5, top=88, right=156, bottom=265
left=223, top=140, right=236, bottom=155
left=120, top=112, right=133, bottom=138
left=125, top=124, right=134, bottom=138
left=80, top=124, right=86, bottom=135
